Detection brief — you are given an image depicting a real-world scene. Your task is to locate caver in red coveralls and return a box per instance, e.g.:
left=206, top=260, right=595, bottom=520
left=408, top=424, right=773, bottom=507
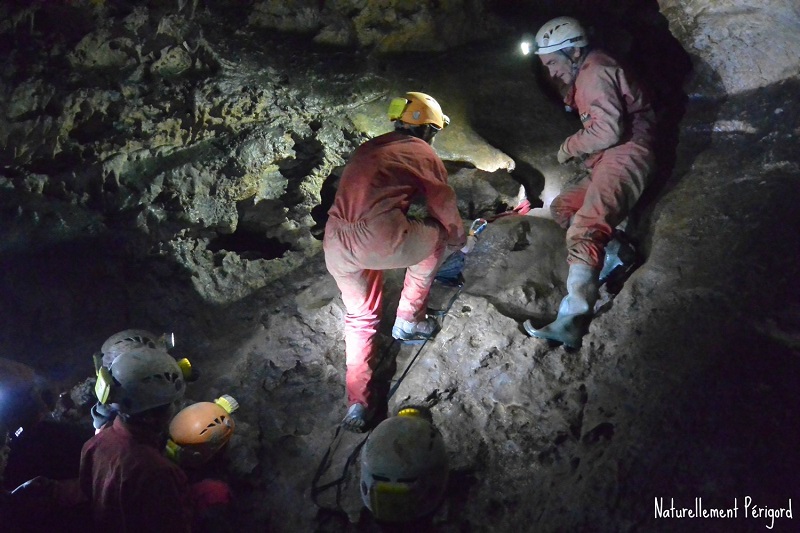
left=550, top=49, right=656, bottom=268
left=323, top=131, right=465, bottom=409
left=9, top=412, right=231, bottom=532
left=79, top=416, right=194, bottom=532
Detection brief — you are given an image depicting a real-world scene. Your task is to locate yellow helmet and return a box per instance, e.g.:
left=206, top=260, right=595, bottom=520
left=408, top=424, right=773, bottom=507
left=388, top=92, right=450, bottom=130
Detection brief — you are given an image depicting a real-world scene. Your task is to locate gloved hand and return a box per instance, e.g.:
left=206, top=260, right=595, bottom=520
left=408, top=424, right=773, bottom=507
left=557, top=143, right=572, bottom=164
left=460, top=235, right=477, bottom=254
left=512, top=198, right=532, bottom=215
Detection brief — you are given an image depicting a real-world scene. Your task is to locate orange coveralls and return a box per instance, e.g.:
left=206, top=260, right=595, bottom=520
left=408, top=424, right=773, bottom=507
left=323, top=131, right=465, bottom=408
left=550, top=49, right=657, bottom=268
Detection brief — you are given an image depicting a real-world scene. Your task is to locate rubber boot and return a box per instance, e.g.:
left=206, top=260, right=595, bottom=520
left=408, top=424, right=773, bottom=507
left=599, top=232, right=637, bottom=285
left=524, top=264, right=599, bottom=349
left=342, top=403, right=373, bottom=433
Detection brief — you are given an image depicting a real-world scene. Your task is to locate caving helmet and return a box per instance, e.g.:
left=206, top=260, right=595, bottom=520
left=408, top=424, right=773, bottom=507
left=97, top=328, right=195, bottom=383
left=534, top=16, right=588, bottom=55
left=94, top=346, right=186, bottom=415
left=166, top=395, right=239, bottom=468
left=100, top=329, right=166, bottom=367
left=359, top=406, right=449, bottom=522
left=388, top=92, right=450, bottom=130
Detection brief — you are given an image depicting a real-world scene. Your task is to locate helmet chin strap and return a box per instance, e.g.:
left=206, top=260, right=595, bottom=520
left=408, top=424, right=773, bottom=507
left=421, top=125, right=438, bottom=144
left=561, top=47, right=587, bottom=76
left=396, top=122, right=438, bottom=144
left=558, top=48, right=584, bottom=81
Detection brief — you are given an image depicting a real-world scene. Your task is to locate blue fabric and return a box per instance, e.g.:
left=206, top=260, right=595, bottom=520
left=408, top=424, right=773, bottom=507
left=435, top=251, right=465, bottom=285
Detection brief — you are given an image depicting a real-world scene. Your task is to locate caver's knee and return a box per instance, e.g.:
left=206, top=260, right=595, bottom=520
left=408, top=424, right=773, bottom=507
left=550, top=196, right=574, bottom=228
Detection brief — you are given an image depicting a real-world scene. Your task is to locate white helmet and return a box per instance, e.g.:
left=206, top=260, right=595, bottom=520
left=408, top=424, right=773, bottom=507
left=360, top=407, right=448, bottom=522
left=534, top=16, right=588, bottom=55
left=100, top=329, right=167, bottom=367
left=99, top=347, right=186, bottom=415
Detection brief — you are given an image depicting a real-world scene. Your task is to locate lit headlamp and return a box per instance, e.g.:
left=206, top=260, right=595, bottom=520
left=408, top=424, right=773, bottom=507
left=519, top=32, right=536, bottom=56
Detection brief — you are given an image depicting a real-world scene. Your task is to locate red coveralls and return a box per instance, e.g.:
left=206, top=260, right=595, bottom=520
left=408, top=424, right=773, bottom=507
left=79, top=417, right=192, bottom=532
left=323, top=131, right=465, bottom=408
left=550, top=49, right=657, bottom=269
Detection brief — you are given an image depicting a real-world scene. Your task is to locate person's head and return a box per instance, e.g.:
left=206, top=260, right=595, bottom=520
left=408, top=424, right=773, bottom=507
left=535, top=16, right=589, bottom=86
left=359, top=406, right=448, bottom=522
left=95, top=346, right=186, bottom=433
left=0, top=358, right=54, bottom=440
left=166, top=395, right=239, bottom=468
left=388, top=92, right=450, bottom=144
left=97, top=329, right=196, bottom=386
left=100, top=329, right=166, bottom=368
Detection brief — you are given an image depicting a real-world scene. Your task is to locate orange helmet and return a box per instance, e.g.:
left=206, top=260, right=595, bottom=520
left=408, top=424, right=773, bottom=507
left=166, top=395, right=238, bottom=467
left=388, top=92, right=450, bottom=130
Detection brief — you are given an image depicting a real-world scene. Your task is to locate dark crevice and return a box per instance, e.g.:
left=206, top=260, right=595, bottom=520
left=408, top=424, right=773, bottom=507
left=207, top=228, right=292, bottom=260
left=309, top=168, right=342, bottom=240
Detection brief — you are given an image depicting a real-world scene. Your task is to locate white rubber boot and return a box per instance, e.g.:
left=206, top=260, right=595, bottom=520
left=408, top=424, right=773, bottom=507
left=524, top=264, right=599, bottom=349
left=599, top=232, right=637, bottom=285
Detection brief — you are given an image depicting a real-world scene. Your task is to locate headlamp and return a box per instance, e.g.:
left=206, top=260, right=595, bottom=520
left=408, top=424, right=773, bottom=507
left=519, top=33, right=535, bottom=56
left=163, top=332, right=176, bottom=350
left=387, top=97, right=409, bottom=121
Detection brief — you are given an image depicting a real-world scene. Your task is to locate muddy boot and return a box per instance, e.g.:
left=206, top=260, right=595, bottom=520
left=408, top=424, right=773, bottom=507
left=341, top=403, right=374, bottom=433
left=391, top=316, right=439, bottom=343
left=524, top=264, right=599, bottom=349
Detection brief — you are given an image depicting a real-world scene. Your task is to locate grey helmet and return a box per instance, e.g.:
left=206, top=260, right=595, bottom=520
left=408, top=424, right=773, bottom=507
left=105, top=347, right=186, bottom=415
left=360, top=407, right=449, bottom=522
left=100, top=329, right=165, bottom=367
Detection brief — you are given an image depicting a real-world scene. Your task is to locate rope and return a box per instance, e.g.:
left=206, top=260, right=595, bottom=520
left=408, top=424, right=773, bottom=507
left=310, top=424, right=369, bottom=514
left=310, top=278, right=464, bottom=514
left=310, top=218, right=488, bottom=514
left=387, top=279, right=463, bottom=401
